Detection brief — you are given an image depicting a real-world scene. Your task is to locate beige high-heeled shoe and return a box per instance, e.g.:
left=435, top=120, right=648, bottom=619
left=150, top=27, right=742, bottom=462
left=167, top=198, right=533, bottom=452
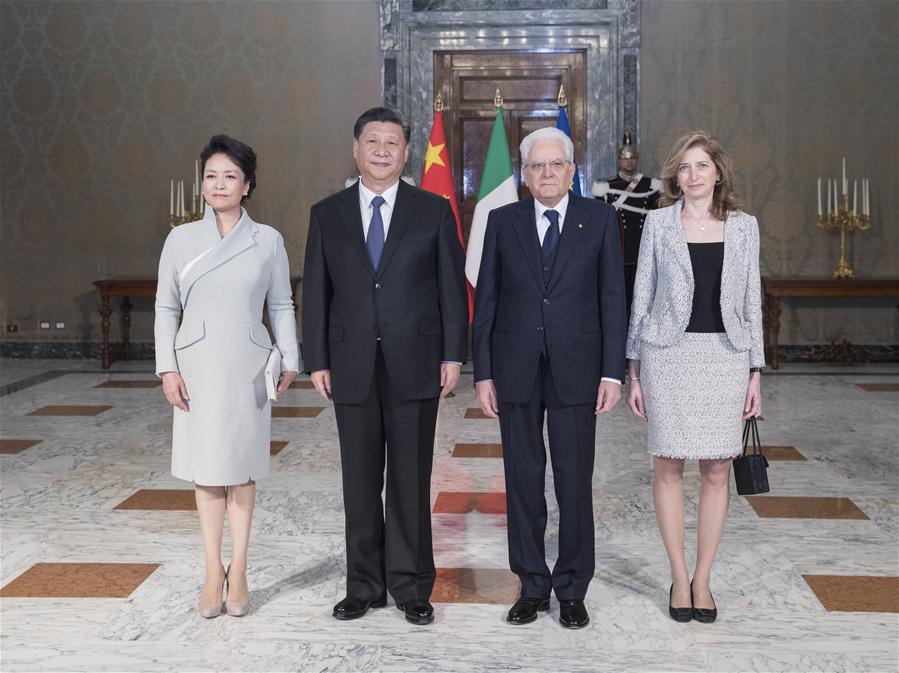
left=225, top=565, right=250, bottom=617
left=197, top=565, right=225, bottom=618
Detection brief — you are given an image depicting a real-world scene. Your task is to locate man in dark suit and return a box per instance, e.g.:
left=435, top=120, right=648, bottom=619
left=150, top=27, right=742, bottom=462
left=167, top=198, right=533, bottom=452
left=302, top=108, right=468, bottom=625
left=472, top=127, right=626, bottom=628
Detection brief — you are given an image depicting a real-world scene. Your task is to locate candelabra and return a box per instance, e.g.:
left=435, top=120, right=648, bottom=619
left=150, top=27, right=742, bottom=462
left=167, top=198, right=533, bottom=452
left=815, top=162, right=872, bottom=279
left=168, top=194, right=204, bottom=228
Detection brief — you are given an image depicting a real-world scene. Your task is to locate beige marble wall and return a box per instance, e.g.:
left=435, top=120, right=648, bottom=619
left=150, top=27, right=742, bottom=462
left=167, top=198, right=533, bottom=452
left=0, top=0, right=381, bottom=343
left=639, top=0, right=898, bottom=344
left=2, top=0, right=897, bottom=347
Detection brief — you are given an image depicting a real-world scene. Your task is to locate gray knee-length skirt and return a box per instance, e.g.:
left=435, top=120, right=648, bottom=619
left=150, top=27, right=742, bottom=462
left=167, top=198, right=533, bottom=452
left=641, top=332, right=748, bottom=460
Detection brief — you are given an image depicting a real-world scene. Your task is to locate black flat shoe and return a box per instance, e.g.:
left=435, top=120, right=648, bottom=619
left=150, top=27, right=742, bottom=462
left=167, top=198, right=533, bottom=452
left=506, top=596, right=550, bottom=624
left=691, top=582, right=717, bottom=623
left=332, top=596, right=387, bottom=620
left=395, top=598, right=434, bottom=625
left=668, top=584, right=693, bottom=622
left=558, top=599, right=589, bottom=629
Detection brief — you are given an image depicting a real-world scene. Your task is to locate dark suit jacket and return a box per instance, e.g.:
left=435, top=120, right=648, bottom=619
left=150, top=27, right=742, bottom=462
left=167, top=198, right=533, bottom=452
left=472, top=194, right=627, bottom=406
left=302, top=180, right=468, bottom=404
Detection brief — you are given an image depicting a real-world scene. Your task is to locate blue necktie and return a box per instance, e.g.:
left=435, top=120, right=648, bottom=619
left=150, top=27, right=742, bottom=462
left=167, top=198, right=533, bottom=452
left=542, top=209, right=560, bottom=259
left=367, top=195, right=386, bottom=269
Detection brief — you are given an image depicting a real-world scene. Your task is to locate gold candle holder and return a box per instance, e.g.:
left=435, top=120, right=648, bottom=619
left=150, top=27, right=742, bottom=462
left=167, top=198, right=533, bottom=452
left=816, top=194, right=871, bottom=279
left=168, top=195, right=205, bottom=228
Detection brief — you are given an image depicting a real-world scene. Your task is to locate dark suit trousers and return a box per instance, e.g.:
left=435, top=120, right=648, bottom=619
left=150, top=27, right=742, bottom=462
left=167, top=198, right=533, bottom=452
left=332, top=345, right=438, bottom=603
left=499, top=356, right=597, bottom=600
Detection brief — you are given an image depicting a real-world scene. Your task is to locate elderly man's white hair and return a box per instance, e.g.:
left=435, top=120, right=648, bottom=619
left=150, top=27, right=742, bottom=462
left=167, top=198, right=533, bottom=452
left=519, top=127, right=574, bottom=166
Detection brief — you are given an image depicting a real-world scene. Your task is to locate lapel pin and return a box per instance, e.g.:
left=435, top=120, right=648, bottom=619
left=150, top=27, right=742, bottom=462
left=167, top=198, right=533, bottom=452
left=578, top=223, right=583, bottom=229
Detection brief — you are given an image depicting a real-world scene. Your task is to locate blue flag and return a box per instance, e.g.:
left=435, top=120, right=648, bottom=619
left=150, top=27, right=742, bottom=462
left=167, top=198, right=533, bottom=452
left=556, top=106, right=582, bottom=196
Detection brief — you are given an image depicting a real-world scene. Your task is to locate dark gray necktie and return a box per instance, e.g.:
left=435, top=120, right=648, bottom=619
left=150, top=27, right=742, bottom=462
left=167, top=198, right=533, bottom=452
left=367, top=195, right=386, bottom=269
left=542, top=209, right=560, bottom=259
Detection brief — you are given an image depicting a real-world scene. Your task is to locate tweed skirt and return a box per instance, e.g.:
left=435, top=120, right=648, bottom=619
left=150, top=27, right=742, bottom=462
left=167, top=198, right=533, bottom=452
left=640, top=332, right=749, bottom=460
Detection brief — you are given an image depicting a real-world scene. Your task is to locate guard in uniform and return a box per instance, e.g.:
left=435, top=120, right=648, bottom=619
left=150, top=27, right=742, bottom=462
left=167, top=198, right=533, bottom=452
left=592, top=130, right=661, bottom=314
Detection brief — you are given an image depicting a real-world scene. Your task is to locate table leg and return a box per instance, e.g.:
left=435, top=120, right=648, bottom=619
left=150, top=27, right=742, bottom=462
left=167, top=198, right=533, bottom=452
left=121, top=297, right=132, bottom=361
left=99, top=294, right=111, bottom=369
left=763, top=294, right=781, bottom=369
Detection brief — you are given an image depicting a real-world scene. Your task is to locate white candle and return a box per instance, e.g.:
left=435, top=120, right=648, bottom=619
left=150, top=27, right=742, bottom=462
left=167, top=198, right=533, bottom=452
left=865, top=179, right=870, bottom=216
left=170, top=179, right=174, bottom=216
left=181, top=180, right=186, bottom=215
left=195, top=160, right=199, bottom=195
left=177, top=181, right=182, bottom=217
left=817, top=177, right=822, bottom=217
left=852, top=180, right=857, bottom=215
left=842, top=157, right=847, bottom=194
left=833, top=179, right=839, bottom=213
left=826, top=179, right=831, bottom=216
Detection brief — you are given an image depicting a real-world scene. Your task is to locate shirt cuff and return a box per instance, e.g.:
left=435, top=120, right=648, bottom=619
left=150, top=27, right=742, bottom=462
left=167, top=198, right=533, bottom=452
left=442, top=361, right=463, bottom=366
left=600, top=377, right=622, bottom=385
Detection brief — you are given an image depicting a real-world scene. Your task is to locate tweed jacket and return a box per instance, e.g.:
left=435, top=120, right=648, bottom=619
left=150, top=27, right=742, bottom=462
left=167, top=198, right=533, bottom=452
left=625, top=199, right=765, bottom=368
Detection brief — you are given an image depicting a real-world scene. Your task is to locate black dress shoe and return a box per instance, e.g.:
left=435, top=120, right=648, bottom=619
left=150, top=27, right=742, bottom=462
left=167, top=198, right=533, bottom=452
left=668, top=584, right=693, bottom=622
left=332, top=596, right=387, bottom=620
left=691, top=582, right=717, bottom=623
left=506, top=596, right=550, bottom=624
left=558, top=599, right=589, bottom=628
left=395, top=598, right=434, bottom=625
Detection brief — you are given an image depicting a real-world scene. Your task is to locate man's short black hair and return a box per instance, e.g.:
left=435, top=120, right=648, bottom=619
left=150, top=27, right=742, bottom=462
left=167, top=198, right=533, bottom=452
left=200, top=134, right=257, bottom=202
left=353, top=107, right=411, bottom=143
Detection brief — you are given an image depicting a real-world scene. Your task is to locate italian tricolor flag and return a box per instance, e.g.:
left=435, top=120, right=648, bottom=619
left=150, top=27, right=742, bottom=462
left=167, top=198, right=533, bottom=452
left=465, top=106, right=517, bottom=286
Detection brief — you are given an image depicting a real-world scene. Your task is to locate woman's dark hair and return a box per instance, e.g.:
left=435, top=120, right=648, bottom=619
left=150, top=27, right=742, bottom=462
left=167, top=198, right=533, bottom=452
left=353, top=107, right=411, bottom=143
left=200, top=134, right=257, bottom=201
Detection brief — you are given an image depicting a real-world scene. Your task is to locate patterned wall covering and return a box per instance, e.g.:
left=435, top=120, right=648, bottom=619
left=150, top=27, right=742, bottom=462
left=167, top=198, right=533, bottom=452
left=0, top=0, right=381, bottom=345
left=1, top=0, right=896, bottom=348
left=639, top=0, right=898, bottom=345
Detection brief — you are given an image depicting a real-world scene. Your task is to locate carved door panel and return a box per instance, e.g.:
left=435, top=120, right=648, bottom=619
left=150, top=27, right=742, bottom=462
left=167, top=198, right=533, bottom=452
left=433, top=50, right=588, bottom=241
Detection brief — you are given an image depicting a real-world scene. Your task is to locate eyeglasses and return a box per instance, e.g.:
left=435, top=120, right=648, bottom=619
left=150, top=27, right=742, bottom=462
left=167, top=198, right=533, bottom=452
left=525, top=160, right=571, bottom=173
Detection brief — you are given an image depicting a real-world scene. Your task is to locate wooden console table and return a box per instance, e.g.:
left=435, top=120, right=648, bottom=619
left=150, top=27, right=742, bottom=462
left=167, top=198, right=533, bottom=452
left=94, top=276, right=301, bottom=369
left=762, top=277, right=899, bottom=369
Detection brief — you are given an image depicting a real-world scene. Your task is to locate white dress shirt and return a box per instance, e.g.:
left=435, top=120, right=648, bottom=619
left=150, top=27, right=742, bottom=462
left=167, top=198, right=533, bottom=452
left=358, top=179, right=399, bottom=241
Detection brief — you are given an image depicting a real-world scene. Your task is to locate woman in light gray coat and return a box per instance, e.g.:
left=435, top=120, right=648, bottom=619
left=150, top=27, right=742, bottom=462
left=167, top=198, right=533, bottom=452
left=625, top=131, right=763, bottom=624
left=155, top=135, right=299, bottom=618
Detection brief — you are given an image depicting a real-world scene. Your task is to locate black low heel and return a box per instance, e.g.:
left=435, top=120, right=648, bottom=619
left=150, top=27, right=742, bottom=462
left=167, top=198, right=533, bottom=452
left=668, top=584, right=693, bottom=622
left=691, top=581, right=717, bottom=623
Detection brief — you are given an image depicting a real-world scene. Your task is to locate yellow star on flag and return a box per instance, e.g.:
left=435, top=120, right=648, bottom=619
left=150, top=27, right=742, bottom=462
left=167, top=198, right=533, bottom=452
left=424, top=142, right=446, bottom=174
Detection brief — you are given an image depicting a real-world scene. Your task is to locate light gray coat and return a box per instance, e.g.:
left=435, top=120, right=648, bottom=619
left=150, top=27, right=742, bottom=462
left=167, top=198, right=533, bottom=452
left=155, top=207, right=299, bottom=485
left=625, top=199, right=765, bottom=368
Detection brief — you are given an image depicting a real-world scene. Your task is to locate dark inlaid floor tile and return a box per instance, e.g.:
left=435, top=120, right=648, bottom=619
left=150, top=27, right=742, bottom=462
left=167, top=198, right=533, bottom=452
left=0, top=562, right=160, bottom=598
left=270, top=440, right=289, bottom=455
left=0, top=439, right=42, bottom=454
left=464, top=408, right=494, bottom=419
left=434, top=492, right=506, bottom=514
left=452, top=443, right=503, bottom=458
left=272, top=406, right=324, bottom=418
left=288, top=381, right=315, bottom=389
left=95, top=380, right=161, bottom=389
left=803, top=575, right=899, bottom=613
left=27, top=405, right=113, bottom=416
left=114, top=489, right=196, bottom=511
left=746, top=496, right=868, bottom=520
left=761, top=445, right=807, bottom=461
left=855, top=383, right=899, bottom=392
left=431, top=568, right=520, bottom=604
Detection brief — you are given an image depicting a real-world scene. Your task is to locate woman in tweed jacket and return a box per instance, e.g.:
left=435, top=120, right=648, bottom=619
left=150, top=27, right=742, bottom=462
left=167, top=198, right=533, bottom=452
left=625, top=131, right=764, bottom=623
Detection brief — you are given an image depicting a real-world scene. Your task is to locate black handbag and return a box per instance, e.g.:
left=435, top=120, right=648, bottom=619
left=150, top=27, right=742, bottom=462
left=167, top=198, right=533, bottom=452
left=733, top=416, right=770, bottom=495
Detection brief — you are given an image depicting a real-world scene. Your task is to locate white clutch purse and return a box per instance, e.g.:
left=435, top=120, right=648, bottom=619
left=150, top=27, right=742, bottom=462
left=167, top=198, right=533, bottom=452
left=265, top=344, right=283, bottom=401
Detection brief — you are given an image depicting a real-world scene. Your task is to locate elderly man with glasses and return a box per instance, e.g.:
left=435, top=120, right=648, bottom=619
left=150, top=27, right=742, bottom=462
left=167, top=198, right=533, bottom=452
left=472, top=127, right=627, bottom=628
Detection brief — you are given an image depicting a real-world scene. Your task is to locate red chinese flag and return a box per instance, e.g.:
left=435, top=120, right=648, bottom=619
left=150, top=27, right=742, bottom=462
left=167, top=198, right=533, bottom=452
left=420, top=110, right=472, bottom=321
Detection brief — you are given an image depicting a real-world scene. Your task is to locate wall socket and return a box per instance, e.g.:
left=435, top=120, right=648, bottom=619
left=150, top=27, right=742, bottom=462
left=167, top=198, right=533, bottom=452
left=55, top=321, right=66, bottom=329
left=39, top=321, right=51, bottom=329
left=5, top=324, right=18, bottom=333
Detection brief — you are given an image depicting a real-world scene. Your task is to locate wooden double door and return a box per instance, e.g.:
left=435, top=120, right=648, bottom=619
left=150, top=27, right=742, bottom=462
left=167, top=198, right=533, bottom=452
left=434, top=49, right=588, bottom=241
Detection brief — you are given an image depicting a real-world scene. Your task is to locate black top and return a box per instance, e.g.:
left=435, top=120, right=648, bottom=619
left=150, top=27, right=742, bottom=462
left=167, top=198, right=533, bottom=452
left=685, top=242, right=726, bottom=333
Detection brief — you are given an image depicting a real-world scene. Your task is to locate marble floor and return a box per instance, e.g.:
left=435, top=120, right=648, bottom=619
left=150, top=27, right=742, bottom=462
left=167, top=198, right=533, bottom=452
left=1, top=358, right=897, bottom=673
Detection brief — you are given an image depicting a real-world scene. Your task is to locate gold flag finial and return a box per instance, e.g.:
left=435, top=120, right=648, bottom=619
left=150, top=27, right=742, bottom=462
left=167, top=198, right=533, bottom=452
left=494, top=87, right=503, bottom=108
left=434, top=91, right=444, bottom=113
left=557, top=84, right=568, bottom=107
